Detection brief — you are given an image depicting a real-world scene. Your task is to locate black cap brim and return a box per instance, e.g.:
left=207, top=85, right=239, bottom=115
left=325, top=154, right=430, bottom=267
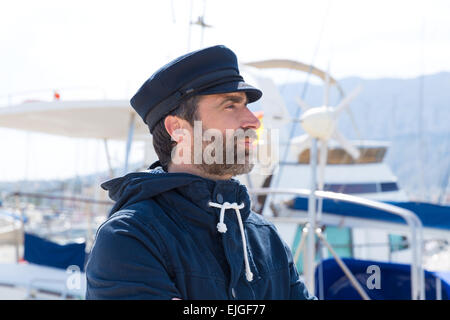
left=197, top=81, right=262, bottom=103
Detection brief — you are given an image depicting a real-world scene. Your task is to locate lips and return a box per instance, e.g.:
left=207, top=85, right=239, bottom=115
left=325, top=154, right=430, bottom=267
left=230, top=129, right=258, bottom=148
left=244, top=138, right=256, bottom=147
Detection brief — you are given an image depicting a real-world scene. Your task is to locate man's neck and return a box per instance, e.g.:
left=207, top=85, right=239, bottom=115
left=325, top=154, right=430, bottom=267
left=167, top=163, right=233, bottom=181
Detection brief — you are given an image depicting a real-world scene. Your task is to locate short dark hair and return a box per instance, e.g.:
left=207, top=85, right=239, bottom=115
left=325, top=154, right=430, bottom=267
left=147, top=95, right=200, bottom=170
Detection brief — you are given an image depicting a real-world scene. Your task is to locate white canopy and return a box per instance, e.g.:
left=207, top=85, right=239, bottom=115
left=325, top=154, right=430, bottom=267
left=244, top=59, right=345, bottom=96
left=0, top=100, right=150, bottom=141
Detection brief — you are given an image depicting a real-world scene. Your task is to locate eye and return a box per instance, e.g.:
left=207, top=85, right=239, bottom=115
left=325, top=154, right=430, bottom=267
left=225, top=104, right=235, bottom=110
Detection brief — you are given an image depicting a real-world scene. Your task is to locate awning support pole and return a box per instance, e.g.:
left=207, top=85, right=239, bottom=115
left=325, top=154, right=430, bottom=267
left=123, top=113, right=136, bottom=175
left=103, top=139, right=114, bottom=178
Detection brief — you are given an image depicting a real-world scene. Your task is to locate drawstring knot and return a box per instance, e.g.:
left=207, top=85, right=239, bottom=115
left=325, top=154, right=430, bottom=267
left=209, top=201, right=253, bottom=282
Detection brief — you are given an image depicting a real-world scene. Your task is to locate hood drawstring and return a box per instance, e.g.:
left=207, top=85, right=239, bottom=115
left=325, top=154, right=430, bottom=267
left=208, top=201, right=253, bottom=282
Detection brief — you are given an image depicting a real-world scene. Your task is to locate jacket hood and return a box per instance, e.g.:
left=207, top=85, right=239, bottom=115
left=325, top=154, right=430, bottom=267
left=101, top=162, right=251, bottom=218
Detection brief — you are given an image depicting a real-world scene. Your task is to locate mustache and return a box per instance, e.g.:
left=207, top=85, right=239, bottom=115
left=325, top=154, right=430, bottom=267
left=198, top=127, right=259, bottom=147
left=227, top=128, right=258, bottom=141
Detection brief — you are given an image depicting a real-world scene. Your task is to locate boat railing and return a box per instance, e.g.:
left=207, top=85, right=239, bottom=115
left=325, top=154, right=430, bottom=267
left=248, top=187, right=425, bottom=300
left=1, top=191, right=113, bottom=256
left=6, top=191, right=113, bottom=206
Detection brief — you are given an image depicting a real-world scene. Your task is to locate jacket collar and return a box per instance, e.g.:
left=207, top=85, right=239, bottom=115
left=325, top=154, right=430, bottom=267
left=176, top=178, right=251, bottom=219
left=151, top=162, right=252, bottom=222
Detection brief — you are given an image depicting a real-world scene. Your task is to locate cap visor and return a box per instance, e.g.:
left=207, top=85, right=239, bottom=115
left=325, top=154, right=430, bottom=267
left=198, top=81, right=262, bottom=103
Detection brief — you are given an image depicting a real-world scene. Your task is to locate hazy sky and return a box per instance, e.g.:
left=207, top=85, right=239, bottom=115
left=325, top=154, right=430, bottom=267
left=1, top=0, right=450, bottom=181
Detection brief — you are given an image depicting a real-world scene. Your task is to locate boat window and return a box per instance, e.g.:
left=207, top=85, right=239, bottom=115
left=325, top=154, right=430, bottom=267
left=323, top=182, right=399, bottom=194
left=389, top=234, right=409, bottom=253
left=380, top=182, right=399, bottom=192
left=298, top=146, right=387, bottom=164
left=291, top=225, right=353, bottom=273
left=324, top=183, right=377, bottom=194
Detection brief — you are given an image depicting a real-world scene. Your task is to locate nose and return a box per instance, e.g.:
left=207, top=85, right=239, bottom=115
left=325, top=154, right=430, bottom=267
left=240, top=107, right=261, bottom=130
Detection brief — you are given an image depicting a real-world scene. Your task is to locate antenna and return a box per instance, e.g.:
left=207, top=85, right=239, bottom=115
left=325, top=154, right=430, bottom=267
left=200, top=0, right=207, bottom=47
left=187, top=0, right=194, bottom=51
left=188, top=0, right=212, bottom=50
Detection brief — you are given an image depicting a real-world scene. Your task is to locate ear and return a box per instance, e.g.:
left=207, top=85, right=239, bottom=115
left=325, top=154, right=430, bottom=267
left=164, top=115, right=185, bottom=143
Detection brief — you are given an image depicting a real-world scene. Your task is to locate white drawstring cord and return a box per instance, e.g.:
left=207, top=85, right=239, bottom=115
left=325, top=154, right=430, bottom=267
left=209, top=201, right=254, bottom=282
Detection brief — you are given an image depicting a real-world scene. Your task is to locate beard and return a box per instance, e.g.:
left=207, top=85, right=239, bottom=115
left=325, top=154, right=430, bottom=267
left=194, top=127, right=258, bottom=177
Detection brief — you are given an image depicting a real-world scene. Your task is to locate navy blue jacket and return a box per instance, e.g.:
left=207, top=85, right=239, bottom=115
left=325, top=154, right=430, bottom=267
left=85, top=165, right=315, bottom=300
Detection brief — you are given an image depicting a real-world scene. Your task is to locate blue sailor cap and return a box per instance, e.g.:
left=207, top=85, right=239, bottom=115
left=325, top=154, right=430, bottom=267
left=130, top=45, right=263, bottom=133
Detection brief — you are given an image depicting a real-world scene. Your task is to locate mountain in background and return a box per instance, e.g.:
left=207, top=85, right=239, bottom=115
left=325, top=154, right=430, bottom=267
left=278, top=71, right=450, bottom=203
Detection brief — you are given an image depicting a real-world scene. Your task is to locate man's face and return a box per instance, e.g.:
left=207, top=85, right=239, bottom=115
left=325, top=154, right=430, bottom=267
left=190, top=91, right=261, bottom=177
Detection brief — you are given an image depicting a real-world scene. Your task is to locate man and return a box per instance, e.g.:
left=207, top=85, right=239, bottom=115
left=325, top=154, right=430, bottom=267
left=85, top=45, right=315, bottom=300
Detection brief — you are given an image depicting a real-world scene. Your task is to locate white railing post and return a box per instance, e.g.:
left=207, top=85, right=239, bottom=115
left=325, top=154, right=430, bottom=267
left=305, top=139, right=318, bottom=295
